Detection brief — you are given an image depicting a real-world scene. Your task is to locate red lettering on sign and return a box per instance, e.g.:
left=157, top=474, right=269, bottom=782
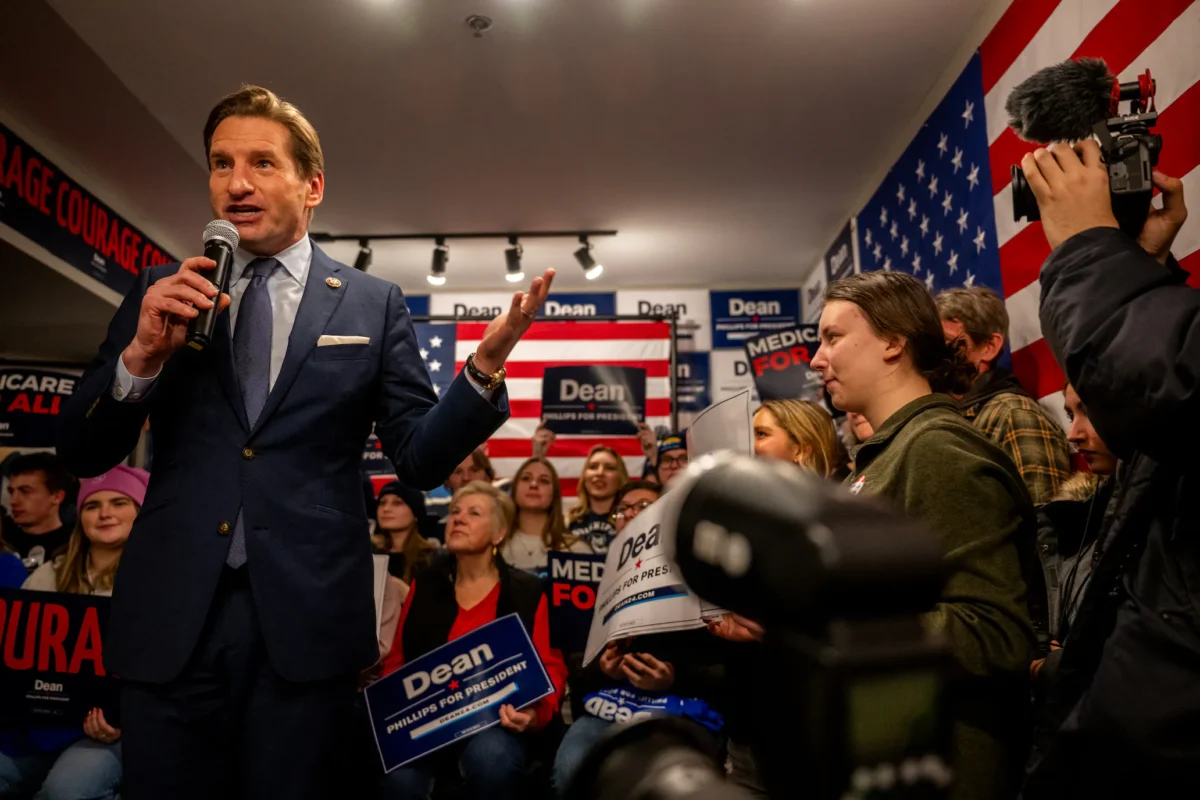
left=0, top=131, right=7, bottom=176
left=752, top=356, right=768, bottom=376
left=80, top=195, right=96, bottom=245
left=32, top=394, right=59, bottom=415
left=104, top=217, right=121, bottom=261
left=68, top=608, right=105, bottom=676
left=552, top=583, right=571, bottom=607
left=4, top=144, right=24, bottom=197
left=7, top=393, right=31, bottom=413
left=571, top=585, right=596, bottom=610
left=56, top=181, right=70, bottom=228
left=93, top=207, right=110, bottom=253
left=4, top=600, right=40, bottom=670
left=37, top=603, right=70, bottom=671
left=790, top=345, right=810, bottom=364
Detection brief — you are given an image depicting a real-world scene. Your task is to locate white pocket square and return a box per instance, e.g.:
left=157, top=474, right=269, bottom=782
left=317, top=335, right=370, bottom=346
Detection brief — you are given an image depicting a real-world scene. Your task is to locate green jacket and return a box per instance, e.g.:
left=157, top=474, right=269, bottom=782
left=850, top=394, right=1036, bottom=800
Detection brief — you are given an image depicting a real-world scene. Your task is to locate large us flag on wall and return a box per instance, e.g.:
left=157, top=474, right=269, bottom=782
left=858, top=0, right=1200, bottom=427
left=414, top=320, right=673, bottom=499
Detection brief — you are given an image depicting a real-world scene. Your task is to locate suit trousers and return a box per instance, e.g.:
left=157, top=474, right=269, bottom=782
left=119, top=566, right=357, bottom=800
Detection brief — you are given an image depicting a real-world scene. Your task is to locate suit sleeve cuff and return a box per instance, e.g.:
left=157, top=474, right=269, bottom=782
left=112, top=356, right=161, bottom=402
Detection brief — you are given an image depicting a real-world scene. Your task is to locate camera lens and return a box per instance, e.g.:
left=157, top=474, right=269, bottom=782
left=1010, top=165, right=1041, bottom=223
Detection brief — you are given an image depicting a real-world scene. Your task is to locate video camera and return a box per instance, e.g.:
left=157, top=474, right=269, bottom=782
left=1008, top=58, right=1162, bottom=238
left=566, top=453, right=955, bottom=800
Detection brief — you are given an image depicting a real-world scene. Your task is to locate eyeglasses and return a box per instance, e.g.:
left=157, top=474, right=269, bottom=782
left=611, top=500, right=654, bottom=521
left=659, top=454, right=689, bottom=469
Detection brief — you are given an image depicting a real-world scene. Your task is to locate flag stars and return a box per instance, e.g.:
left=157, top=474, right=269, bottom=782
left=928, top=175, right=939, bottom=199
left=429, top=359, right=442, bottom=372
left=915, top=159, right=926, bottom=183
left=964, top=271, right=976, bottom=288
left=912, top=253, right=922, bottom=274
left=880, top=207, right=889, bottom=226
left=883, top=256, right=893, bottom=272
left=937, top=133, right=949, bottom=157
left=429, top=336, right=443, bottom=349
left=900, top=236, right=910, bottom=257
left=942, top=191, right=954, bottom=216
left=433, top=384, right=442, bottom=397
left=962, top=100, right=975, bottom=128
left=966, top=163, right=980, bottom=191
left=932, top=231, right=945, bottom=255
left=947, top=250, right=959, bottom=274
left=919, top=215, right=930, bottom=237
left=925, top=271, right=936, bottom=291
left=897, top=183, right=906, bottom=204
left=419, top=348, right=429, bottom=361
left=864, top=228, right=873, bottom=246
left=907, top=198, right=918, bottom=220
left=951, top=147, right=964, bottom=174
left=974, top=226, right=988, bottom=254
left=890, top=221, right=899, bottom=240
left=957, top=208, right=970, bottom=234
left=873, top=243, right=883, bottom=262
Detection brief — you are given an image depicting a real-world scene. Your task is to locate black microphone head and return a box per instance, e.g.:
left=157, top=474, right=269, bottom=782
left=203, top=219, right=240, bottom=250
left=1006, top=57, right=1113, bottom=143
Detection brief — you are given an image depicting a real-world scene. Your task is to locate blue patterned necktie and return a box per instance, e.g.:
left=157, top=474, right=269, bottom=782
left=226, top=257, right=279, bottom=568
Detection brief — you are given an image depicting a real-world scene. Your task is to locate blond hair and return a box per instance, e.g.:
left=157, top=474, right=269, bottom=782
left=453, top=480, right=516, bottom=538
left=756, top=399, right=841, bottom=478
left=567, top=446, right=630, bottom=524
left=56, top=519, right=125, bottom=595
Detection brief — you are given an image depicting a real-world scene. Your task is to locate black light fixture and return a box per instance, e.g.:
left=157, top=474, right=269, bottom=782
left=428, top=238, right=448, bottom=286
left=353, top=238, right=372, bottom=272
left=504, top=237, right=525, bottom=283
left=574, top=235, right=604, bottom=280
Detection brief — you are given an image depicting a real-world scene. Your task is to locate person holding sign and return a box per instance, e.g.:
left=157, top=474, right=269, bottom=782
left=0, top=466, right=147, bottom=800
left=810, top=271, right=1037, bottom=800
left=378, top=481, right=567, bottom=799
left=565, top=446, right=628, bottom=554
left=499, top=458, right=590, bottom=576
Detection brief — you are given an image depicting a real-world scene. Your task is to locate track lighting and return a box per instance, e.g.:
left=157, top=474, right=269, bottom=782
left=574, top=236, right=604, bottom=280
left=505, top=237, right=525, bottom=283
left=428, top=238, right=448, bottom=286
left=353, top=239, right=372, bottom=272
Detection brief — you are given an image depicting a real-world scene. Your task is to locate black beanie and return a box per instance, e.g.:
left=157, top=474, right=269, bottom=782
left=376, top=480, right=428, bottom=523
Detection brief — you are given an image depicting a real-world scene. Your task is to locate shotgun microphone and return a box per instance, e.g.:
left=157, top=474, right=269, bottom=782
left=186, top=220, right=239, bottom=352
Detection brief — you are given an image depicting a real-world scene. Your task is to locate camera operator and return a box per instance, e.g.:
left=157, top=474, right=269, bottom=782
left=1019, top=141, right=1197, bottom=795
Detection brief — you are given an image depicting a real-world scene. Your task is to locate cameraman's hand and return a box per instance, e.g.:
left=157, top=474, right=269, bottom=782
left=1020, top=140, right=1119, bottom=249
left=1138, top=170, right=1189, bottom=265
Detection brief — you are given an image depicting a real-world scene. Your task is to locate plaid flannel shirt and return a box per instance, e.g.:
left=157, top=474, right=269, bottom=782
left=963, top=392, right=1071, bottom=506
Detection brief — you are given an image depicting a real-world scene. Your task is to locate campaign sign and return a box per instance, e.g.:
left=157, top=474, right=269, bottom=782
left=616, top=289, right=712, bottom=351
left=0, top=589, right=117, bottom=728
left=742, top=326, right=823, bottom=402
left=431, top=292, right=615, bottom=318
left=801, top=267, right=827, bottom=324
left=583, top=496, right=707, bottom=667
left=687, top=390, right=753, bottom=459
left=675, top=352, right=711, bottom=415
left=361, top=432, right=398, bottom=495
left=709, top=290, right=801, bottom=349
left=0, top=368, right=78, bottom=448
left=0, top=122, right=174, bottom=295
left=405, top=295, right=430, bottom=317
left=541, top=366, right=646, bottom=436
left=548, top=552, right=606, bottom=653
left=365, top=614, right=554, bottom=772
left=824, top=221, right=859, bottom=285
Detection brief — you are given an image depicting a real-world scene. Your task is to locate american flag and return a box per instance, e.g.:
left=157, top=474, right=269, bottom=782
left=412, top=320, right=674, bottom=499
left=858, top=0, right=1200, bottom=427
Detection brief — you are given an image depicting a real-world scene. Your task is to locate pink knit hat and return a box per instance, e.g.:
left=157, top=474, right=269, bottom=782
left=77, top=466, right=151, bottom=511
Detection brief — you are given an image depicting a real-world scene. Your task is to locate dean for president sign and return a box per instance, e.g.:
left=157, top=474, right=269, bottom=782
left=541, top=366, right=646, bottom=436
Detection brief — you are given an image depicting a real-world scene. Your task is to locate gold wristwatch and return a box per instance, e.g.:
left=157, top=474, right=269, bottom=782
left=465, top=352, right=506, bottom=390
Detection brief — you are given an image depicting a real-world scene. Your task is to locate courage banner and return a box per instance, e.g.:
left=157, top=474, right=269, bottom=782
left=364, top=614, right=554, bottom=772
left=0, top=121, right=174, bottom=295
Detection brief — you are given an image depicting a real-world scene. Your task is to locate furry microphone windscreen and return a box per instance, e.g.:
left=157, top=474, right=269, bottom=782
left=1005, top=57, right=1114, bottom=143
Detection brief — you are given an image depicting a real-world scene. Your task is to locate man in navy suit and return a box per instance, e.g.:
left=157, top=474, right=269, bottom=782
left=57, top=86, right=554, bottom=799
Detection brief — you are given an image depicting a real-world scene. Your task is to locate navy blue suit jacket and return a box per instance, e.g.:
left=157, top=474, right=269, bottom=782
left=57, top=243, right=508, bottom=684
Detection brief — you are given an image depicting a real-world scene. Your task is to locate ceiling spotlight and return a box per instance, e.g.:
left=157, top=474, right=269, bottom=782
left=574, top=236, right=604, bottom=280
left=428, top=238, right=448, bottom=286
left=505, top=237, right=525, bottom=283
left=353, top=238, right=372, bottom=272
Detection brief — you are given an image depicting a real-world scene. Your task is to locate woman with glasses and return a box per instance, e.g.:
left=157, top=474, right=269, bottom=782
left=565, top=445, right=629, bottom=554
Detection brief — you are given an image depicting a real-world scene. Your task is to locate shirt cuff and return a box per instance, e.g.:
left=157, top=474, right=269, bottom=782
left=112, top=356, right=161, bottom=402
left=464, top=370, right=496, bottom=403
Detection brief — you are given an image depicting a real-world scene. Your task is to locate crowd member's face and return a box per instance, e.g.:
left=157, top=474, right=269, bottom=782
left=753, top=408, right=803, bottom=463
left=80, top=491, right=137, bottom=549
left=583, top=452, right=623, bottom=502
left=1064, top=385, right=1117, bottom=476
left=941, top=319, right=999, bottom=375
left=812, top=300, right=895, bottom=414
left=7, top=471, right=63, bottom=529
left=376, top=494, right=415, bottom=532
left=656, top=448, right=688, bottom=487
left=448, top=455, right=487, bottom=492
left=846, top=412, right=874, bottom=443
left=613, top=488, right=660, bottom=533
left=208, top=115, right=323, bottom=257
left=446, top=494, right=502, bottom=556
left=515, top=462, right=555, bottom=512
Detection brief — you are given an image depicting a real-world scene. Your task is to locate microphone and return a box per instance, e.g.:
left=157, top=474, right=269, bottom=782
left=186, top=220, right=240, bottom=352
left=1004, top=57, right=1114, bottom=143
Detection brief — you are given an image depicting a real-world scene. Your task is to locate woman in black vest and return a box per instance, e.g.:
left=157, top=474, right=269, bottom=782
left=377, top=481, right=568, bottom=800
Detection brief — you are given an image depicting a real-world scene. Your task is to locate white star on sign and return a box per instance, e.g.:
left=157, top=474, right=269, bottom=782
left=912, top=254, right=922, bottom=274
left=419, top=348, right=429, bottom=361
left=429, top=336, right=443, bottom=349
left=897, top=183, right=906, bottom=204
left=974, top=226, right=988, bottom=254
left=962, top=100, right=975, bottom=128
left=947, top=250, right=959, bottom=274
left=900, top=236, right=910, bottom=257
left=937, top=133, right=949, bottom=158
left=883, top=256, right=893, bottom=272
left=957, top=208, right=970, bottom=234
left=429, top=359, right=442, bottom=372
left=919, top=215, right=930, bottom=237
left=873, top=243, right=883, bottom=261
left=966, top=163, right=980, bottom=191
left=964, top=271, right=976, bottom=287
left=932, top=231, right=945, bottom=255
left=942, top=191, right=954, bottom=216
left=951, top=147, right=964, bottom=174
left=890, top=221, right=899, bottom=240
left=908, top=198, right=918, bottom=220
left=928, top=175, right=939, bottom=198
left=864, top=228, right=873, bottom=246
left=915, top=159, right=926, bottom=183
left=926, top=271, right=936, bottom=291
left=880, top=207, right=889, bottom=226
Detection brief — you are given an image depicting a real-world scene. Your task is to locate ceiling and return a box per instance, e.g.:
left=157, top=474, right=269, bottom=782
left=31, top=0, right=1001, bottom=294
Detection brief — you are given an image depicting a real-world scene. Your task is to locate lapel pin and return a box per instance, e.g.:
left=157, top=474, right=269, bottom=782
left=326, top=277, right=342, bottom=289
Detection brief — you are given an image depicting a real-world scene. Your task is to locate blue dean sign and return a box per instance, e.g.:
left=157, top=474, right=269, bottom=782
left=709, top=290, right=801, bottom=349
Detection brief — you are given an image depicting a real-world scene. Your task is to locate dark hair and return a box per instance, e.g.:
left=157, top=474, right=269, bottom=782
left=824, top=271, right=975, bottom=395
left=7, top=452, right=76, bottom=497
left=612, top=480, right=663, bottom=511
left=935, top=286, right=1010, bottom=367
